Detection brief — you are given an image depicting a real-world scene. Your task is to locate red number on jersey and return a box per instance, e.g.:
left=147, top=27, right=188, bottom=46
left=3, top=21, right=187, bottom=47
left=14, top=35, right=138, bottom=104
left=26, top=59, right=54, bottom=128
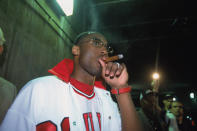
left=83, top=112, right=101, bottom=131
left=36, top=113, right=101, bottom=131
left=36, top=121, right=57, bottom=131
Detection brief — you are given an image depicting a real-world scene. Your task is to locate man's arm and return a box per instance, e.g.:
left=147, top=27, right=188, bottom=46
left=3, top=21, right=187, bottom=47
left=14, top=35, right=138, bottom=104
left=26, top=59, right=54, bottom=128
left=115, top=92, right=142, bottom=131
left=99, top=59, right=142, bottom=131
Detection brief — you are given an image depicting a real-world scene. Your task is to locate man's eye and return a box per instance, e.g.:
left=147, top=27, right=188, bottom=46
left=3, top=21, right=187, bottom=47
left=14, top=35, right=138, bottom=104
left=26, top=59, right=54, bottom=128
left=94, top=41, right=101, bottom=46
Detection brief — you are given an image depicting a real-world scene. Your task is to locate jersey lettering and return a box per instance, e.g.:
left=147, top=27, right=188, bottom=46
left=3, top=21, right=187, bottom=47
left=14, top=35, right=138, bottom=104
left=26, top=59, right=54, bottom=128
left=83, top=112, right=101, bottom=131
left=96, top=112, right=101, bottom=131
left=89, top=113, right=95, bottom=131
left=36, top=121, right=57, bottom=131
left=83, top=113, right=90, bottom=131
left=61, top=117, right=70, bottom=131
left=36, top=112, right=101, bottom=131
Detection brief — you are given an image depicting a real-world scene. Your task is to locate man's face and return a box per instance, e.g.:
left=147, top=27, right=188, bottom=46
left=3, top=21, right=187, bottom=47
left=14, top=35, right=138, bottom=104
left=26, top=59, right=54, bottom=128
left=78, top=33, right=109, bottom=77
left=170, top=101, right=183, bottom=117
left=163, top=98, right=173, bottom=109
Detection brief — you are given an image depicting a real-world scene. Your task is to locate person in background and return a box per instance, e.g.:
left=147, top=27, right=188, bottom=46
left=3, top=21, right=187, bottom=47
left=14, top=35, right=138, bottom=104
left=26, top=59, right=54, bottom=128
left=0, top=31, right=141, bottom=131
left=137, top=87, right=168, bottom=131
left=162, top=93, right=174, bottom=112
left=164, top=97, right=179, bottom=131
left=0, top=27, right=17, bottom=124
left=170, top=100, right=195, bottom=131
left=160, top=93, right=179, bottom=131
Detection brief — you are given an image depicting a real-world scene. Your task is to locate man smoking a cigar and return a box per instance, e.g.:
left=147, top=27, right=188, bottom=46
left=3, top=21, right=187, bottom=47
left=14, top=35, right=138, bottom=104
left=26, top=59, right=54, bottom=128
left=0, top=31, right=141, bottom=131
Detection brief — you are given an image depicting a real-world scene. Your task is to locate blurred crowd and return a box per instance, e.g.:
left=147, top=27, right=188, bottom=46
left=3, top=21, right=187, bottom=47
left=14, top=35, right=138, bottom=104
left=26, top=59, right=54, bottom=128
left=137, top=82, right=196, bottom=131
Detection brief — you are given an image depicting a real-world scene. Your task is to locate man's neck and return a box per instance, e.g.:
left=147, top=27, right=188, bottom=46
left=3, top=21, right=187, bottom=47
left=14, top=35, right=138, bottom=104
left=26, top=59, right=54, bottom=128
left=71, top=68, right=95, bottom=85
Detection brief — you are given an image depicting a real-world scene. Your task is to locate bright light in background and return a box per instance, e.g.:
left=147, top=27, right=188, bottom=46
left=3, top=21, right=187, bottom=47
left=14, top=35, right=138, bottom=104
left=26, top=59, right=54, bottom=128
left=173, top=97, right=176, bottom=101
left=190, top=92, right=195, bottom=99
left=56, top=0, right=73, bottom=16
left=152, top=72, right=160, bottom=80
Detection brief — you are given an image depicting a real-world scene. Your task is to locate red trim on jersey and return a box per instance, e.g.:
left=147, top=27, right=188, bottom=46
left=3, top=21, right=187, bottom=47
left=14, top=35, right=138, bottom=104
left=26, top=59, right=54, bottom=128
left=48, top=59, right=106, bottom=99
left=70, top=77, right=94, bottom=98
left=36, top=121, right=57, bottom=131
left=94, top=81, right=106, bottom=90
left=48, top=59, right=73, bottom=83
left=72, top=88, right=95, bottom=100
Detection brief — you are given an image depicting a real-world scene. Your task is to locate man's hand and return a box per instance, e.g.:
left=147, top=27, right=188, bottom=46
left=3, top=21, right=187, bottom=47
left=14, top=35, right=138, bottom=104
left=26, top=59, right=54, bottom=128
left=99, top=59, right=128, bottom=88
left=99, top=59, right=142, bottom=131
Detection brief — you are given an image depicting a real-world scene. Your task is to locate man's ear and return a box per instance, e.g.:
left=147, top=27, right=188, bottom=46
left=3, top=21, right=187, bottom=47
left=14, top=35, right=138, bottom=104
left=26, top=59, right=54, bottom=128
left=72, top=45, right=80, bottom=56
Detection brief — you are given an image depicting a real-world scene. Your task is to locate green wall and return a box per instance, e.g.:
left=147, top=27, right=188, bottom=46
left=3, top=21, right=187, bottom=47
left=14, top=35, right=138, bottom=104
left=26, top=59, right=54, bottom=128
left=0, top=0, right=90, bottom=91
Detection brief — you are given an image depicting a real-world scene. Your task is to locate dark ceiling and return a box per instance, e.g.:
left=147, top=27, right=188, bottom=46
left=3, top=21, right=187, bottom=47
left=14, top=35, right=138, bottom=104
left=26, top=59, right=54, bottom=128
left=86, top=0, right=197, bottom=109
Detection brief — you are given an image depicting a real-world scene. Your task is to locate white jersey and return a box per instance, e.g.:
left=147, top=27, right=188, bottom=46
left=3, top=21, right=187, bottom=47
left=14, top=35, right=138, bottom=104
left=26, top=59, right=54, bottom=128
left=0, top=76, right=121, bottom=131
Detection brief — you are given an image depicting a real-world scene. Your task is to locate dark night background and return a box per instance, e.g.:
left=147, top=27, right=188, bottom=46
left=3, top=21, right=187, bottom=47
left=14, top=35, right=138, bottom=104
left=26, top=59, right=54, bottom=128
left=91, top=0, right=197, bottom=123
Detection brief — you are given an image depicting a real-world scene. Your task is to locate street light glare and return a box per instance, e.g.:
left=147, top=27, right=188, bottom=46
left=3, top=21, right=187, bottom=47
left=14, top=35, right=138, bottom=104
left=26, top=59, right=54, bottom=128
left=56, top=0, right=73, bottom=16
left=152, top=73, right=160, bottom=80
left=173, top=97, right=176, bottom=101
left=190, top=92, right=195, bottom=99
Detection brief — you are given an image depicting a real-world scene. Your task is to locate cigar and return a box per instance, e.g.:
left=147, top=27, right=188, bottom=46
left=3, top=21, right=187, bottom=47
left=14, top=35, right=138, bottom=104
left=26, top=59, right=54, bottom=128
left=104, top=54, right=124, bottom=62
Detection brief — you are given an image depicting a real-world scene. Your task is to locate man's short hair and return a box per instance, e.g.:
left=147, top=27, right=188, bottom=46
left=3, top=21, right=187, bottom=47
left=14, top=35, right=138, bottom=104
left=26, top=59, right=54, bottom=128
left=161, top=92, right=176, bottom=103
left=0, top=27, right=6, bottom=45
left=163, top=94, right=173, bottom=100
left=73, top=31, right=100, bottom=45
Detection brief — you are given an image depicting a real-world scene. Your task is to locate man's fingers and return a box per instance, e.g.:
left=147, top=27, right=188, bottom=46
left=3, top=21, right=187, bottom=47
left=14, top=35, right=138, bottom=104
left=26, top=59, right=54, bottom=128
left=109, top=62, right=121, bottom=78
left=98, top=59, right=105, bottom=68
left=99, top=59, right=125, bottom=78
left=115, top=63, right=124, bottom=77
left=98, top=59, right=106, bottom=76
left=105, top=62, right=113, bottom=76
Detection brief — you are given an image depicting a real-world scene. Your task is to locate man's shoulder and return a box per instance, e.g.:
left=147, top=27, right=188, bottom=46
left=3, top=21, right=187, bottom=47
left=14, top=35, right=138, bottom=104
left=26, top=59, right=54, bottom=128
left=94, top=87, right=111, bottom=98
left=0, top=77, right=17, bottom=91
left=94, top=86, right=108, bottom=92
left=20, top=75, right=66, bottom=92
left=28, top=75, right=64, bottom=85
left=0, top=77, right=15, bottom=85
left=32, top=75, right=58, bottom=81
